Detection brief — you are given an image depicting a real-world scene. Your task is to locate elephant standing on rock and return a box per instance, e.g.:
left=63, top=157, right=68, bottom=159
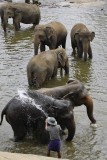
left=34, top=21, right=67, bottom=55
left=27, top=48, right=69, bottom=88
left=2, top=2, right=41, bottom=32
left=0, top=90, right=75, bottom=143
left=37, top=79, right=96, bottom=124
left=71, top=23, right=95, bottom=61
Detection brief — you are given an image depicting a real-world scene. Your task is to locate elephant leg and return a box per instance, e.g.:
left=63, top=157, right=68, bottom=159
left=1, top=15, right=4, bottom=24
left=59, top=112, right=75, bottom=141
left=14, top=21, right=20, bottom=30
left=71, top=41, right=76, bottom=55
left=51, top=68, right=57, bottom=78
left=78, top=47, right=83, bottom=58
left=88, top=46, right=92, bottom=59
left=14, top=16, right=21, bottom=30
left=11, top=123, right=27, bottom=142
left=84, top=94, right=96, bottom=124
left=40, top=130, right=50, bottom=144
left=66, top=117, right=75, bottom=141
left=62, top=37, right=66, bottom=49
left=49, top=42, right=56, bottom=50
left=40, top=43, right=45, bottom=52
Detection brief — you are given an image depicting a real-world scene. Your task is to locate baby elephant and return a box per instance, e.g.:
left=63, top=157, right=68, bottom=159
left=27, top=48, right=69, bottom=88
left=71, top=23, right=95, bottom=61
left=34, top=21, right=67, bottom=55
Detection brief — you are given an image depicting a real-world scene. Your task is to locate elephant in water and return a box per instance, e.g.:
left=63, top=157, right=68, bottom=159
left=34, top=21, right=67, bottom=55
left=37, top=79, right=96, bottom=124
left=71, top=23, right=95, bottom=61
left=0, top=2, right=13, bottom=24
left=0, top=90, right=75, bottom=143
left=1, top=2, right=41, bottom=32
left=27, top=48, right=69, bottom=88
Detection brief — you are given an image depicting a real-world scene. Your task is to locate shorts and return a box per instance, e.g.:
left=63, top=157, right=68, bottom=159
left=48, top=139, right=60, bottom=152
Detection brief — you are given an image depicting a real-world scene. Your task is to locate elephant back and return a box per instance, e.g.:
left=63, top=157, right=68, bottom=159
left=71, top=23, right=89, bottom=39
left=49, top=21, right=67, bottom=37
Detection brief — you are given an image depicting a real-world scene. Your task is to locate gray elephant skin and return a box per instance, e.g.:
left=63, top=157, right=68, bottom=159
left=34, top=21, right=67, bottom=55
left=27, top=48, right=69, bottom=88
left=1, top=2, right=41, bottom=32
left=71, top=23, right=95, bottom=61
left=0, top=2, right=13, bottom=24
left=37, top=79, right=96, bottom=124
left=0, top=90, right=75, bottom=143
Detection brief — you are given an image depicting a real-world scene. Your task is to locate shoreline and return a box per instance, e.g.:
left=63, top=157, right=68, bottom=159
left=0, top=151, right=68, bottom=160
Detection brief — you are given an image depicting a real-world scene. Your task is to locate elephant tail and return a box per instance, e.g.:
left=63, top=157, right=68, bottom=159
left=0, top=108, right=6, bottom=125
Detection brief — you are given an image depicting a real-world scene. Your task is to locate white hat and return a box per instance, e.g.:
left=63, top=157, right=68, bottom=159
left=46, top=117, right=57, bottom=126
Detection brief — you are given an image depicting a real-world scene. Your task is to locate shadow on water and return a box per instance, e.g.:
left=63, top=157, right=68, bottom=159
left=3, top=26, right=35, bottom=46
left=71, top=57, right=93, bottom=84
left=30, top=74, right=70, bottom=90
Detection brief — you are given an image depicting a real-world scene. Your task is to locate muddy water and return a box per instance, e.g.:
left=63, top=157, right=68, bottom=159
left=0, top=0, right=107, bottom=159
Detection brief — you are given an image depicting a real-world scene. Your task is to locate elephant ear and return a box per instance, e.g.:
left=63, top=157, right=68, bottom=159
left=57, top=50, right=65, bottom=67
left=10, top=6, right=21, bottom=15
left=74, top=32, right=79, bottom=40
left=63, top=91, right=79, bottom=100
left=91, top=32, right=95, bottom=41
left=14, top=9, right=21, bottom=15
left=45, top=26, right=54, bottom=39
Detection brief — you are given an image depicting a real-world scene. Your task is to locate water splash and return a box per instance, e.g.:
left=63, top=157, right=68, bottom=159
left=17, top=88, right=47, bottom=116
left=90, top=123, right=98, bottom=128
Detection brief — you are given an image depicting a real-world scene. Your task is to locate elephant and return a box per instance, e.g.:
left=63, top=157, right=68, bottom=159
left=27, top=48, right=69, bottom=88
left=0, top=2, right=13, bottom=25
left=71, top=23, right=95, bottom=61
left=37, top=79, right=96, bottom=124
left=0, top=90, right=75, bottom=143
left=2, top=2, right=41, bottom=32
left=34, top=21, right=67, bottom=55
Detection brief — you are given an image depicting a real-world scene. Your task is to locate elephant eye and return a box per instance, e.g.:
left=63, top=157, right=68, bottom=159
left=89, top=36, right=92, bottom=41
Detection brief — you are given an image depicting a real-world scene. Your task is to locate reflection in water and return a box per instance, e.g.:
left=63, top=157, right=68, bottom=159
left=4, top=27, right=34, bottom=43
left=71, top=58, right=92, bottom=84
left=3, top=27, right=34, bottom=52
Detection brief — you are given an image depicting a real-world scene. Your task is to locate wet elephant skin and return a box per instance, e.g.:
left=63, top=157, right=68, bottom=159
left=0, top=90, right=75, bottom=144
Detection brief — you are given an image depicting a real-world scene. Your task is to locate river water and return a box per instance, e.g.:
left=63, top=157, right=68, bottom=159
left=0, top=0, right=107, bottom=159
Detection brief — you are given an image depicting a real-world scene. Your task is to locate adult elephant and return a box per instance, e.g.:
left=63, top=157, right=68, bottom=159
left=2, top=2, right=41, bottom=32
left=0, top=90, right=75, bottom=143
left=37, top=79, right=96, bottom=124
left=71, top=23, right=95, bottom=61
left=27, top=48, right=69, bottom=88
left=34, top=21, right=67, bottom=55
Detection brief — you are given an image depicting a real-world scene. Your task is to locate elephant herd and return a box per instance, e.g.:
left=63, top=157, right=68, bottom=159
left=0, top=2, right=96, bottom=144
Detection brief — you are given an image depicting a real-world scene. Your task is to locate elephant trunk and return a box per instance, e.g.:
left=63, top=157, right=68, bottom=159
left=3, top=16, right=8, bottom=32
left=84, top=94, right=96, bottom=124
left=60, top=111, right=76, bottom=141
left=66, top=114, right=75, bottom=141
left=83, top=41, right=90, bottom=61
left=34, top=37, right=40, bottom=55
left=64, top=61, right=69, bottom=74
